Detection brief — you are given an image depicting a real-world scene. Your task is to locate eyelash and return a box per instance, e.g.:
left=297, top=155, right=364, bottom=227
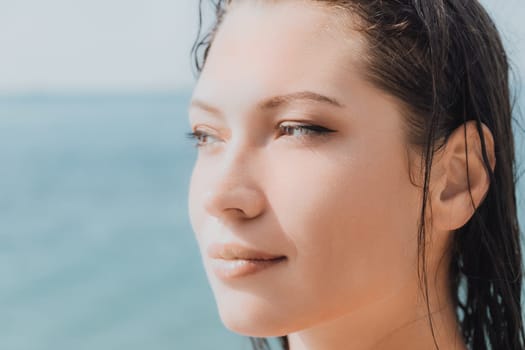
left=278, top=123, right=335, bottom=138
left=185, top=130, right=219, bottom=148
left=185, top=123, right=335, bottom=148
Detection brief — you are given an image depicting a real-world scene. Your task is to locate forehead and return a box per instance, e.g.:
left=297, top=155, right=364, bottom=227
left=192, top=1, right=365, bottom=111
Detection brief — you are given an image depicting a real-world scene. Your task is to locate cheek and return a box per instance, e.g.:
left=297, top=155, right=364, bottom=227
left=266, top=142, right=421, bottom=316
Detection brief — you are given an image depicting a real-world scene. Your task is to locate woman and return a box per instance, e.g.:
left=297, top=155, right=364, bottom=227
left=186, top=0, right=524, bottom=349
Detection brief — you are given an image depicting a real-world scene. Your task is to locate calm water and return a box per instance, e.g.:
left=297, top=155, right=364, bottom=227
left=0, top=93, right=523, bottom=350
left=0, top=93, right=247, bottom=350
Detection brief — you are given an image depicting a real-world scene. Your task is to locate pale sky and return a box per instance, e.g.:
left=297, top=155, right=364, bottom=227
left=0, top=0, right=523, bottom=93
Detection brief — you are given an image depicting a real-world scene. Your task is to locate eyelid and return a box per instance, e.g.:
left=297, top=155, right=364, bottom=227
left=186, top=127, right=222, bottom=148
left=276, top=121, right=336, bottom=136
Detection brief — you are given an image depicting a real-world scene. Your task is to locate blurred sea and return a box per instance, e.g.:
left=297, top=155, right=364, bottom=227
left=0, top=93, right=246, bottom=350
left=0, top=92, right=523, bottom=350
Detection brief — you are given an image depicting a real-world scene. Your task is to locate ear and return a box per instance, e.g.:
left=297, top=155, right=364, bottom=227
left=429, top=121, right=496, bottom=231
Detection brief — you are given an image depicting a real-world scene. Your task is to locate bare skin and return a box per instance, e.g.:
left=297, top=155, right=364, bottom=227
left=188, top=1, right=494, bottom=349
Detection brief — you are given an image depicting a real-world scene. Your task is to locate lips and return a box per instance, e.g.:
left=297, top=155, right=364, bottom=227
left=207, top=242, right=286, bottom=261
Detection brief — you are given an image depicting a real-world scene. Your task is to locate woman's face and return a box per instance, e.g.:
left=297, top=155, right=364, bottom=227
left=188, top=1, right=423, bottom=337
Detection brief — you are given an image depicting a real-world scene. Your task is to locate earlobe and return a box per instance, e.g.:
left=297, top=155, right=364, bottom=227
left=430, top=121, right=495, bottom=231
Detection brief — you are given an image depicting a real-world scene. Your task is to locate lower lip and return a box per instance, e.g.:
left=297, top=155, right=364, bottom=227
left=210, top=257, right=287, bottom=279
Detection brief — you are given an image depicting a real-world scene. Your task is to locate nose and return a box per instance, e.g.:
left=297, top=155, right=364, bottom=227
left=204, top=185, right=265, bottom=221
left=203, top=150, right=266, bottom=222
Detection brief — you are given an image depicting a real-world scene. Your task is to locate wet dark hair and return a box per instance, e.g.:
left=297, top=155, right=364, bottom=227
left=190, top=1, right=524, bottom=349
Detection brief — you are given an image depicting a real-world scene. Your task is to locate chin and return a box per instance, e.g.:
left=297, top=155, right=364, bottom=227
left=216, top=299, right=294, bottom=337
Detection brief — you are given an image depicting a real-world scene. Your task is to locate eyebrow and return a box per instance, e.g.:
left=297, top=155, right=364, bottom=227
left=189, top=90, right=344, bottom=115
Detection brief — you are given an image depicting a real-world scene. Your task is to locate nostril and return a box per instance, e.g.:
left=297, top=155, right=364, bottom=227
left=222, top=207, right=246, bottom=217
left=230, top=207, right=246, bottom=215
left=204, top=186, right=266, bottom=220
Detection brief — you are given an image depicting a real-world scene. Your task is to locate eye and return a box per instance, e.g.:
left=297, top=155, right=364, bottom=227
left=185, top=129, right=221, bottom=148
left=277, top=122, right=336, bottom=138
